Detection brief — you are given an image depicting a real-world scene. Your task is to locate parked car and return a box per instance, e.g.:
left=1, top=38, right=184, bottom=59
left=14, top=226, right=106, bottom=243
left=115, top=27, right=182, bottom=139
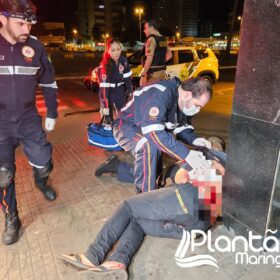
left=83, top=67, right=99, bottom=92
left=84, top=46, right=218, bottom=92
left=128, top=46, right=219, bottom=86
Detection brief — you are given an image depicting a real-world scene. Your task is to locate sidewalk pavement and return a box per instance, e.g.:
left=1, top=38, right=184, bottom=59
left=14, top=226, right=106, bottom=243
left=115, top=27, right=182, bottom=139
left=0, top=111, right=279, bottom=280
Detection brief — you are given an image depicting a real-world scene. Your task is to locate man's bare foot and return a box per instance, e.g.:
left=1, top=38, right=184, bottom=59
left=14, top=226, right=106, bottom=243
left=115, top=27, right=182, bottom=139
left=99, top=260, right=126, bottom=270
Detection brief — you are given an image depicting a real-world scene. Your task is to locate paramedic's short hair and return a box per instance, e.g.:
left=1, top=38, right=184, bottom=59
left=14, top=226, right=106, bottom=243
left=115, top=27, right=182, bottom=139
left=181, top=77, right=213, bottom=99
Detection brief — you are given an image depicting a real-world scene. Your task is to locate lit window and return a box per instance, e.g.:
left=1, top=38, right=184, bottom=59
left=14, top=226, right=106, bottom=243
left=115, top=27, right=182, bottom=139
left=99, top=5, right=104, bottom=9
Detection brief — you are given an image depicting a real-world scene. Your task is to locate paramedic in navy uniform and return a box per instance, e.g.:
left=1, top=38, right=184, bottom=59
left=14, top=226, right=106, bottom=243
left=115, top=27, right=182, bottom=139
left=112, top=77, right=213, bottom=193
left=98, top=38, right=133, bottom=120
left=0, top=0, right=58, bottom=245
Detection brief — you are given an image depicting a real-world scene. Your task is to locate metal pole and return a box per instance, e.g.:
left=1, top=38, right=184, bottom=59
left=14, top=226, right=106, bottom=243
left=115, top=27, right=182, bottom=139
left=139, top=13, right=142, bottom=42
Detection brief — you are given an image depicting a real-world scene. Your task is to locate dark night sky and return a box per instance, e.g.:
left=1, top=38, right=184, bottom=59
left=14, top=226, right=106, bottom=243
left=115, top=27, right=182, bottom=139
left=32, top=0, right=244, bottom=33
left=32, top=0, right=78, bottom=22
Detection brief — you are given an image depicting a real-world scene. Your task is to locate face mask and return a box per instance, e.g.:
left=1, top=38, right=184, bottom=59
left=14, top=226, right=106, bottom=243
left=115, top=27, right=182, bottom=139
left=182, top=104, right=201, bottom=116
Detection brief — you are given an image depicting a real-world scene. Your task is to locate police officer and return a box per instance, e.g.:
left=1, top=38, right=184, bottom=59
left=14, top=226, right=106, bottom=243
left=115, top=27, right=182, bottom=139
left=0, top=0, right=58, bottom=245
left=110, top=77, right=213, bottom=193
left=98, top=38, right=133, bottom=120
left=139, top=19, right=172, bottom=86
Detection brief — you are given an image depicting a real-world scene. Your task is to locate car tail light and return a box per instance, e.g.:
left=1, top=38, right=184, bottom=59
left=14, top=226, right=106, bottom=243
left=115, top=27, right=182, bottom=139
left=91, top=70, right=98, bottom=82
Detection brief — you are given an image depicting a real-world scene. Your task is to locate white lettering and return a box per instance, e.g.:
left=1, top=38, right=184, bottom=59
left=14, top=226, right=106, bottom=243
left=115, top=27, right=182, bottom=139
left=191, top=230, right=207, bottom=251
left=235, top=252, right=248, bottom=264
left=263, top=236, right=280, bottom=253
left=232, top=236, right=249, bottom=252
left=248, top=231, right=263, bottom=253
left=214, top=236, right=232, bottom=252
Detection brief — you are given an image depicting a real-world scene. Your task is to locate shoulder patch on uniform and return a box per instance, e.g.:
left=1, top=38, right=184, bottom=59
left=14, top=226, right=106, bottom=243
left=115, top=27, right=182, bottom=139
left=119, top=63, right=124, bottom=73
left=22, top=46, right=35, bottom=59
left=149, top=107, right=160, bottom=117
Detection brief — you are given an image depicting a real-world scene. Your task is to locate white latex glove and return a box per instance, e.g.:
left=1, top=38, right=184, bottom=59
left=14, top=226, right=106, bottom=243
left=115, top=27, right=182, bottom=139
left=185, top=150, right=211, bottom=176
left=192, top=137, right=212, bottom=149
left=102, top=108, right=110, bottom=116
left=45, top=117, right=56, bottom=131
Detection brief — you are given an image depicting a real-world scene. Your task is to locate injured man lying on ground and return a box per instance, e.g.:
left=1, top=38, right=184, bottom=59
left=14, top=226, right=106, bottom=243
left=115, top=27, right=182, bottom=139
left=56, top=149, right=225, bottom=280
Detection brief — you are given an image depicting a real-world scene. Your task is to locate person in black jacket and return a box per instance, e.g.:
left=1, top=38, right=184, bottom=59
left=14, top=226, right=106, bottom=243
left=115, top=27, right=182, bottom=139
left=98, top=38, right=133, bottom=120
left=140, top=19, right=172, bottom=86
left=57, top=164, right=223, bottom=280
left=0, top=0, right=58, bottom=245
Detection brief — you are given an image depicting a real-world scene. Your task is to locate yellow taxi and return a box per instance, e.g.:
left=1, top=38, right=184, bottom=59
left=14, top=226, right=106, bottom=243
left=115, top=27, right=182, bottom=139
left=130, top=46, right=219, bottom=85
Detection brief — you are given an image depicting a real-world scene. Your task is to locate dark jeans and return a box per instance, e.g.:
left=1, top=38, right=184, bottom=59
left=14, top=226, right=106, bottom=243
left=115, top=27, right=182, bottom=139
left=85, top=184, right=210, bottom=267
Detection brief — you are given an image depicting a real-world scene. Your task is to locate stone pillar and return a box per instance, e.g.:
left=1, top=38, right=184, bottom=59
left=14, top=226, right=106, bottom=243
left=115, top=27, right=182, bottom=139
left=223, top=0, right=280, bottom=238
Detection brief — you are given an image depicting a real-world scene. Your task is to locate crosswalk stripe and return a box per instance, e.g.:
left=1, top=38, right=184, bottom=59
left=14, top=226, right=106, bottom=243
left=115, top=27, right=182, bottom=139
left=38, top=105, right=68, bottom=113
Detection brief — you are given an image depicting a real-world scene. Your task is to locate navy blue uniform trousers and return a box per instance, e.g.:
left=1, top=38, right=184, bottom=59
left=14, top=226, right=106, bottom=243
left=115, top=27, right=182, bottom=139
left=85, top=184, right=210, bottom=267
left=113, top=120, right=161, bottom=192
left=0, top=110, right=52, bottom=214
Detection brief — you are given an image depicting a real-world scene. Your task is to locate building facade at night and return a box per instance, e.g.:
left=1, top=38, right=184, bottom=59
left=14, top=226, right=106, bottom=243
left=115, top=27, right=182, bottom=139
left=77, top=0, right=124, bottom=39
left=151, top=0, right=199, bottom=37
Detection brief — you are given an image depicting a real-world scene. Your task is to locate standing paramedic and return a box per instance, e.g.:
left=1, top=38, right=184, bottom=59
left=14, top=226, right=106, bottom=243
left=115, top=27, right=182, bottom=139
left=98, top=38, right=133, bottom=120
left=139, top=19, right=172, bottom=86
left=0, top=0, right=58, bottom=245
left=112, top=77, right=213, bottom=193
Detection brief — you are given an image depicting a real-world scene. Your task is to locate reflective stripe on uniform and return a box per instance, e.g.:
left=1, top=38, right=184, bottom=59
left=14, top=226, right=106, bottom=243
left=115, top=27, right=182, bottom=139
left=141, top=124, right=165, bottom=134
left=123, top=70, right=132, bottom=78
left=14, top=66, right=39, bottom=75
left=173, top=125, right=194, bottom=135
left=121, top=84, right=166, bottom=112
left=134, top=84, right=166, bottom=96
left=0, top=65, right=39, bottom=75
left=29, top=161, right=45, bottom=168
left=135, top=137, right=148, bottom=153
left=0, top=66, right=13, bottom=74
left=100, top=82, right=124, bottom=88
left=175, top=189, right=189, bottom=214
left=100, top=82, right=111, bottom=88
left=39, top=81, right=58, bottom=89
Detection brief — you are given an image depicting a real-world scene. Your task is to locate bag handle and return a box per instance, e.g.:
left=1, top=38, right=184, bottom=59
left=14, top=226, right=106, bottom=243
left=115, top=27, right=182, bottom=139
left=98, top=115, right=113, bottom=128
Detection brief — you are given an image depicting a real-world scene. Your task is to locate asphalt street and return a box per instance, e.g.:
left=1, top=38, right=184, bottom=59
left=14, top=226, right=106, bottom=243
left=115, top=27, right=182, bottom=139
left=50, top=77, right=234, bottom=146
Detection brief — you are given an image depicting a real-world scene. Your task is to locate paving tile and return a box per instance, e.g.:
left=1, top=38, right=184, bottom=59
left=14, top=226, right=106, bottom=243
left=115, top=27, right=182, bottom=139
left=1, top=121, right=279, bottom=280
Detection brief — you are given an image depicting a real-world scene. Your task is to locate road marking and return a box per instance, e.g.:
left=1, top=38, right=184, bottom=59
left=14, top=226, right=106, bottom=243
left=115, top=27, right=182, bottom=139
left=36, top=94, right=68, bottom=113
left=55, top=75, right=85, bottom=80
left=219, top=66, right=237, bottom=69
left=38, top=106, right=68, bottom=113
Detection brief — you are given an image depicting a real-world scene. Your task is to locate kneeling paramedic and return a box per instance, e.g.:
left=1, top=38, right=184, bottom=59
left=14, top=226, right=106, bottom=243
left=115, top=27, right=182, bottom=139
left=0, top=0, right=58, bottom=245
left=112, top=77, right=213, bottom=193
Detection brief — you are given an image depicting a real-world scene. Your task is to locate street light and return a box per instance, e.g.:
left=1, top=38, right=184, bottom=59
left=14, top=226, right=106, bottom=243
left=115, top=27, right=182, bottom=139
left=72, top=28, right=78, bottom=44
left=237, top=16, right=242, bottom=33
left=102, top=33, right=110, bottom=47
left=135, top=8, right=143, bottom=42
